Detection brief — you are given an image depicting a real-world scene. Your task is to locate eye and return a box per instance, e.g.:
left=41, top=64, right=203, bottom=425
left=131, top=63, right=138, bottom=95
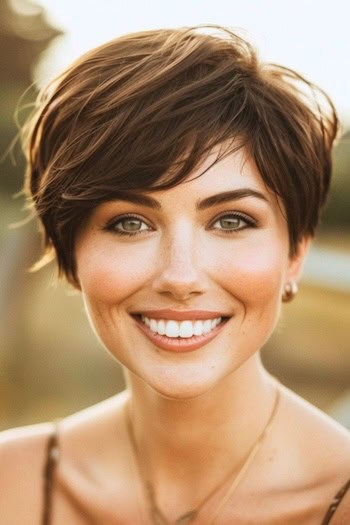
left=210, top=212, right=257, bottom=232
left=103, top=214, right=152, bottom=236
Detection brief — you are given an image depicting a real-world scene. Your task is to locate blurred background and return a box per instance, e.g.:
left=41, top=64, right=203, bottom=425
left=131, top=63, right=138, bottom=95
left=1, top=0, right=349, bottom=431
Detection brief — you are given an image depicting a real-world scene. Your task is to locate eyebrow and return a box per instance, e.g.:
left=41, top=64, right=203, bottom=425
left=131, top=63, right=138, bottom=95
left=196, top=189, right=268, bottom=210
left=112, top=188, right=268, bottom=210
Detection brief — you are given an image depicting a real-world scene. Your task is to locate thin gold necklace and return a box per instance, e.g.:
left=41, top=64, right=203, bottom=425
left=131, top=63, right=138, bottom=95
left=126, top=385, right=280, bottom=525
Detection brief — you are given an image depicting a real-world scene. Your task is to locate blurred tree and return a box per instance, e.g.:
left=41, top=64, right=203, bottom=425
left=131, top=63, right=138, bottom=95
left=322, top=130, right=350, bottom=230
left=0, top=0, right=62, bottom=194
left=0, top=0, right=62, bottom=426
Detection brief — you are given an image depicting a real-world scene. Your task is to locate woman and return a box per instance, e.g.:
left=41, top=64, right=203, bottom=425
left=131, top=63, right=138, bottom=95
left=1, top=25, right=350, bottom=524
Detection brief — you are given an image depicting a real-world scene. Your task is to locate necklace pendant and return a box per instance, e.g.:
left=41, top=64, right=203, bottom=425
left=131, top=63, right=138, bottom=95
left=175, top=509, right=198, bottom=524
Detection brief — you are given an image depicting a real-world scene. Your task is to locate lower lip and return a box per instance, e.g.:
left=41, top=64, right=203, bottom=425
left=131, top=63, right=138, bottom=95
left=132, top=316, right=229, bottom=353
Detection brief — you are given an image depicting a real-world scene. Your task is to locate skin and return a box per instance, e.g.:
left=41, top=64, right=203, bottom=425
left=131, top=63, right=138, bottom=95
left=1, top=146, right=350, bottom=524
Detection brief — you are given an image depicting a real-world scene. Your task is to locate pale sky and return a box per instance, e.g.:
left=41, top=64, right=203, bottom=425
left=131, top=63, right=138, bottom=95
left=32, top=0, right=350, bottom=124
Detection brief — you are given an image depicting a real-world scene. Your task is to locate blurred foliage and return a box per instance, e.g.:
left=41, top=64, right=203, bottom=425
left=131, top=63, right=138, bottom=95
left=0, top=0, right=64, bottom=427
left=321, top=131, right=350, bottom=229
left=0, top=0, right=61, bottom=195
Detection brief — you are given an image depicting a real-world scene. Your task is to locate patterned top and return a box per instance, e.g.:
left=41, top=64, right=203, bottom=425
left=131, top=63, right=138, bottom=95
left=42, top=421, right=350, bottom=524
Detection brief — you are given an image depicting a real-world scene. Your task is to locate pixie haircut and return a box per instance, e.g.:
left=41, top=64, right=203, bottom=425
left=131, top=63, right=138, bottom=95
left=23, top=25, right=338, bottom=286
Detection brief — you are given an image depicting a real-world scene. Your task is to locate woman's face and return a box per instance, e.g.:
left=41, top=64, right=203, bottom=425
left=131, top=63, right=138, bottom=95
left=76, top=147, right=307, bottom=399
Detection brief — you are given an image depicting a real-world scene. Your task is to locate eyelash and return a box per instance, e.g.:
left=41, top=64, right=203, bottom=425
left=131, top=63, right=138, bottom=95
left=211, top=211, right=257, bottom=233
left=102, top=211, right=258, bottom=237
left=103, top=213, right=151, bottom=237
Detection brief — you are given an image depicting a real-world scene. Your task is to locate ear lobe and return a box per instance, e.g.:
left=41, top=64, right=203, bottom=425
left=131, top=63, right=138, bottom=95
left=286, top=236, right=311, bottom=283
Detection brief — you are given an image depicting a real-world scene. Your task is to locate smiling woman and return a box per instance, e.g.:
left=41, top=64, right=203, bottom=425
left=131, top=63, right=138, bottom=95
left=75, top=150, right=298, bottom=401
left=1, top=25, right=350, bottom=525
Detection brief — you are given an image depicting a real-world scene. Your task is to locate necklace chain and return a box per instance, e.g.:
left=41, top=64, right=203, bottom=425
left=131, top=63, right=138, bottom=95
left=126, top=384, right=281, bottom=525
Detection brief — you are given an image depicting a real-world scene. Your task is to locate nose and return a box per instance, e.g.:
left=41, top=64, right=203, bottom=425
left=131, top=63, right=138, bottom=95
left=152, top=225, right=206, bottom=301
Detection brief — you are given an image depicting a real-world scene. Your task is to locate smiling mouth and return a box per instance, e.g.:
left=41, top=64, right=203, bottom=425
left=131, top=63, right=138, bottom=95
left=141, top=315, right=224, bottom=337
left=131, top=315, right=230, bottom=352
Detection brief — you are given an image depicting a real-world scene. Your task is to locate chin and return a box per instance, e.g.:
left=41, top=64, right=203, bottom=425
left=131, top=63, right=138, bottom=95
left=130, top=360, right=232, bottom=401
left=150, top=380, right=215, bottom=401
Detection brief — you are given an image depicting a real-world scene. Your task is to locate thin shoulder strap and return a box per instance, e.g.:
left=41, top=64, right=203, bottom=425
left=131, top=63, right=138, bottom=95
left=42, top=419, right=61, bottom=525
left=321, top=477, right=350, bottom=525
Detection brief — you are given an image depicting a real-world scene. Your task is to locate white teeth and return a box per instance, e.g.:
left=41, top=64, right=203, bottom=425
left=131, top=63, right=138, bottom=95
left=150, top=319, right=158, bottom=333
left=203, top=319, right=212, bottom=334
left=157, top=319, right=166, bottom=335
left=179, top=321, right=193, bottom=338
left=193, top=320, right=204, bottom=336
left=144, top=316, right=150, bottom=327
left=165, top=320, right=179, bottom=338
left=140, top=316, right=223, bottom=338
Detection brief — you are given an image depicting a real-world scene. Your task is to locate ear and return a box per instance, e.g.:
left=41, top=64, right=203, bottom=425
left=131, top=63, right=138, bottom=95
left=285, top=236, right=311, bottom=284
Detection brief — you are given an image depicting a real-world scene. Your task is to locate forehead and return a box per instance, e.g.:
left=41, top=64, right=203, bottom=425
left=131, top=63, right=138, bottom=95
left=153, top=146, right=276, bottom=204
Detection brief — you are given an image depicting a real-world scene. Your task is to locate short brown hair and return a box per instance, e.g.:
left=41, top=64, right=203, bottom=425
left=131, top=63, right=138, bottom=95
left=23, top=25, right=339, bottom=286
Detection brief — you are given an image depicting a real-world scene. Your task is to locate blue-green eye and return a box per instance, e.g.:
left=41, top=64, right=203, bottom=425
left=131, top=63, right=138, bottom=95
left=104, top=215, right=151, bottom=236
left=211, top=213, right=256, bottom=232
left=119, top=218, right=147, bottom=232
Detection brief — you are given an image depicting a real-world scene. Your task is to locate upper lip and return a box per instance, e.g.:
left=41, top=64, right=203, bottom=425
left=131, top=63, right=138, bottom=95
left=132, top=309, right=230, bottom=321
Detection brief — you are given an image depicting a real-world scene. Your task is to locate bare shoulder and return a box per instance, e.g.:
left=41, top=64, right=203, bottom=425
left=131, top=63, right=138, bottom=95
left=279, top=383, right=350, bottom=452
left=0, top=421, right=54, bottom=525
left=277, top=383, right=350, bottom=498
left=0, top=393, right=130, bottom=525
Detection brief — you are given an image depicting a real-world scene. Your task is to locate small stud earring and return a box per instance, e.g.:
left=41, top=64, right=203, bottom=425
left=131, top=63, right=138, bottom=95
left=282, top=281, right=298, bottom=303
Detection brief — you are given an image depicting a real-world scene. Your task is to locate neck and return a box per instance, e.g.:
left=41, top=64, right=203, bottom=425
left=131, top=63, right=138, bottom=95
left=124, top=356, right=278, bottom=491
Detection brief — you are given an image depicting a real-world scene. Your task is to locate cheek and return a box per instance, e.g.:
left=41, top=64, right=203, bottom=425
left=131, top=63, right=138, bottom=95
left=212, top=241, right=288, bottom=304
left=76, top=239, right=156, bottom=305
left=211, top=242, right=289, bottom=349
